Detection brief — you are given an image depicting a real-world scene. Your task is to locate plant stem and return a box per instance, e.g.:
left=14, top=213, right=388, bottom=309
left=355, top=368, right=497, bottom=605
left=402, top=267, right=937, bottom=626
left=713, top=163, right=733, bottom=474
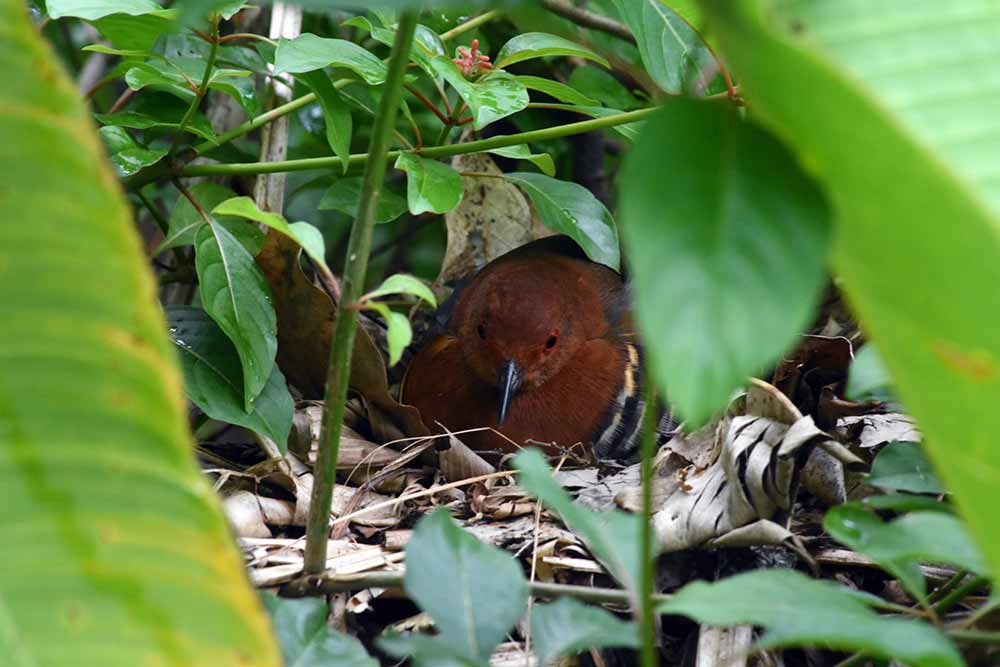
left=949, top=629, right=1000, bottom=644
left=180, top=107, right=656, bottom=178
left=168, top=20, right=219, bottom=158
left=439, top=10, right=502, bottom=42
left=136, top=188, right=169, bottom=234
left=933, top=575, right=989, bottom=615
left=302, top=12, right=419, bottom=576
left=639, top=383, right=659, bottom=667
left=193, top=92, right=317, bottom=156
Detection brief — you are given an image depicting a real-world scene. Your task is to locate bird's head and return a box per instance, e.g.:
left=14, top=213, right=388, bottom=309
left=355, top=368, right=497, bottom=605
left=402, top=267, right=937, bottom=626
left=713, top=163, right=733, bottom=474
left=451, top=250, right=614, bottom=425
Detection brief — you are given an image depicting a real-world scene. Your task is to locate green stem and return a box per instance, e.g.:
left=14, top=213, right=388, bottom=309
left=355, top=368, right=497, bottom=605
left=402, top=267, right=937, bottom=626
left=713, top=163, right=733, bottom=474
left=439, top=10, right=502, bottom=41
left=949, top=629, right=1000, bottom=644
left=180, top=107, right=656, bottom=178
left=301, top=12, right=419, bottom=576
left=639, top=383, right=659, bottom=667
left=168, top=20, right=219, bottom=158
left=136, top=188, right=169, bottom=234
left=194, top=92, right=317, bottom=155
left=933, top=575, right=989, bottom=616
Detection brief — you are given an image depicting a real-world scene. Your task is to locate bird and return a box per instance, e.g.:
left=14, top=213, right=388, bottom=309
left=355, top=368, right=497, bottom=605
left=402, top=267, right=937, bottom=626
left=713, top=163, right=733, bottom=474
left=401, top=236, right=673, bottom=460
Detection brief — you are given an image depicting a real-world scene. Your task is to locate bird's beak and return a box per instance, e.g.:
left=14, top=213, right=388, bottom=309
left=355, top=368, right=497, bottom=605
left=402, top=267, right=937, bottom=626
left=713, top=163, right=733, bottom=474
left=497, top=359, right=523, bottom=427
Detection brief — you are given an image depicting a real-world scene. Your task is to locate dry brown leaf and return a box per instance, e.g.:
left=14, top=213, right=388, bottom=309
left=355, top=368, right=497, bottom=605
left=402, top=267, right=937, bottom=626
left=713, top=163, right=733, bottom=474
left=289, top=403, right=403, bottom=471
left=438, top=152, right=551, bottom=284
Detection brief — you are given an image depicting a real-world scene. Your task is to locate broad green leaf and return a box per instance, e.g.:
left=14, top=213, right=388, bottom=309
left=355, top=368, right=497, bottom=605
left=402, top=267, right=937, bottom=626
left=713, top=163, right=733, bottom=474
left=568, top=66, right=644, bottom=110
left=157, top=183, right=264, bottom=255
left=98, top=125, right=166, bottom=178
left=46, top=0, right=159, bottom=19
left=318, top=176, right=408, bottom=224
left=394, top=152, right=463, bottom=215
left=824, top=505, right=988, bottom=600
left=91, top=10, right=179, bottom=51
left=495, top=32, right=610, bottom=69
left=505, top=172, right=620, bottom=271
left=365, top=273, right=437, bottom=307
left=847, top=343, right=894, bottom=401
left=261, top=594, right=377, bottom=667
left=167, top=306, right=293, bottom=451
left=619, top=99, right=829, bottom=425
left=158, top=183, right=250, bottom=250
left=194, top=221, right=277, bottom=410
left=531, top=598, right=639, bottom=663
left=211, top=196, right=329, bottom=273
left=300, top=70, right=352, bottom=174
left=274, top=34, right=388, bottom=83
left=484, top=144, right=555, bottom=177
left=863, top=493, right=953, bottom=515
left=95, top=93, right=219, bottom=144
left=378, top=509, right=528, bottom=666
left=366, top=302, right=413, bottom=367
left=515, top=450, right=644, bottom=595
left=868, top=442, right=945, bottom=495
left=428, top=56, right=530, bottom=130
left=515, top=74, right=598, bottom=105
left=659, top=570, right=960, bottom=667
left=0, top=4, right=277, bottom=664
left=701, top=0, right=1000, bottom=574
left=612, top=0, right=720, bottom=94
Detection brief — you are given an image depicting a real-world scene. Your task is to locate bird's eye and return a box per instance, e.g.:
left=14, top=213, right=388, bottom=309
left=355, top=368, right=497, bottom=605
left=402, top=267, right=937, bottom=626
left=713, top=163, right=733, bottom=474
left=477, top=324, right=487, bottom=340
left=545, top=335, right=558, bottom=349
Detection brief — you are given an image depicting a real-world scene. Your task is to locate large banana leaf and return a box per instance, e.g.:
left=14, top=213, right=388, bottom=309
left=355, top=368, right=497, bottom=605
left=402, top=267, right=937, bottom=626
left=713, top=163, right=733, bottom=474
left=0, top=2, right=278, bottom=664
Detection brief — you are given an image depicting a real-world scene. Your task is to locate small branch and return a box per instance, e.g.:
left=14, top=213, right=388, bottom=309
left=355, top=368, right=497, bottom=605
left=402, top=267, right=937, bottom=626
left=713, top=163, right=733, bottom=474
left=136, top=188, right=169, bottom=234
left=168, top=19, right=220, bottom=158
left=439, top=10, right=502, bottom=42
left=405, top=84, right=450, bottom=125
left=108, top=87, right=135, bottom=114
left=194, top=92, right=317, bottom=156
left=302, top=12, right=420, bottom=575
left=539, top=0, right=635, bottom=44
left=178, top=107, right=657, bottom=179
left=282, top=570, right=673, bottom=607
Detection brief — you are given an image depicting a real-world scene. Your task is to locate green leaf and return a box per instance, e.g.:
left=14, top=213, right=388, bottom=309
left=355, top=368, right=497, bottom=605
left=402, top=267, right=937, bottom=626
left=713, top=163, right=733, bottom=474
left=531, top=598, right=639, bottom=663
left=612, top=0, right=719, bottom=94
left=194, top=221, right=277, bottom=410
left=167, top=306, right=293, bottom=451
left=300, top=70, right=352, bottom=174
left=98, top=125, right=166, bottom=178
left=515, top=74, right=598, bottom=105
left=515, top=450, right=644, bottom=595
left=659, top=570, right=960, bottom=667
left=274, top=34, right=388, bottom=83
left=862, top=493, right=953, bottom=515
left=568, top=66, right=644, bottom=110
left=0, top=4, right=278, bottom=663
left=46, top=0, right=160, bottom=20
left=95, top=93, right=219, bottom=144
left=868, top=442, right=945, bottom=495
left=824, top=505, right=988, bottom=601
left=484, top=144, right=555, bottom=177
left=83, top=44, right=150, bottom=56
left=619, top=99, right=829, bottom=425
left=848, top=343, right=894, bottom=401
left=157, top=183, right=264, bottom=255
left=343, top=16, right=445, bottom=81
left=505, top=172, right=620, bottom=271
left=211, top=196, right=329, bottom=273
left=379, top=509, right=529, bottom=666
left=428, top=56, right=530, bottom=130
left=701, top=0, right=1000, bottom=578
left=394, top=152, right=464, bottom=215
left=365, top=273, right=437, bottom=308
left=366, top=302, right=413, bottom=367
left=91, top=10, right=179, bottom=51
left=261, top=594, right=378, bottom=667
left=495, top=32, right=610, bottom=69
left=318, top=176, right=408, bottom=224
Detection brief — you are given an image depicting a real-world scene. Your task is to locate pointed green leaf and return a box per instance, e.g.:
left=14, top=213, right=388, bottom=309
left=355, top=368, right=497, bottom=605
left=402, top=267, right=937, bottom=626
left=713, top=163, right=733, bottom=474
left=300, top=70, right=352, bottom=174
left=157, top=183, right=264, bottom=255
left=46, top=0, right=160, bottom=19
left=194, top=221, right=277, bottom=409
left=515, top=74, right=599, bottom=105
left=505, top=172, right=620, bottom=271
left=619, top=99, right=829, bottom=425
left=394, top=152, right=463, bottom=215
left=868, top=443, right=945, bottom=495
left=429, top=56, right=529, bottom=130
left=485, top=144, right=555, bottom=177
left=658, top=570, right=961, bottom=667
left=365, top=273, right=437, bottom=307
left=262, top=594, right=378, bottom=667
left=274, top=34, right=388, bottom=83
left=318, top=176, right=408, bottom=224
left=495, top=32, right=610, bottom=69
left=531, top=598, right=639, bottom=663
left=211, top=196, right=329, bottom=273
left=95, top=93, right=219, bottom=144
left=98, top=125, right=166, bottom=178
left=568, top=67, right=644, bottom=110
left=366, top=302, right=412, bottom=367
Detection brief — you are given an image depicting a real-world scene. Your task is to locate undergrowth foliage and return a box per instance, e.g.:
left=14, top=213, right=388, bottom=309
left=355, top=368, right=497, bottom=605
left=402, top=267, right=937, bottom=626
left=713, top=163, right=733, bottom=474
left=9, top=0, right=1000, bottom=665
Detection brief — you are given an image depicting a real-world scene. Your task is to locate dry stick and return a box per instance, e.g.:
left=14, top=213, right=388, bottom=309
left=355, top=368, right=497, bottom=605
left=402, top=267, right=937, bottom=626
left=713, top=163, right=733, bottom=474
left=639, top=383, right=659, bottom=667
left=302, top=13, right=420, bottom=575
left=539, top=0, right=635, bottom=44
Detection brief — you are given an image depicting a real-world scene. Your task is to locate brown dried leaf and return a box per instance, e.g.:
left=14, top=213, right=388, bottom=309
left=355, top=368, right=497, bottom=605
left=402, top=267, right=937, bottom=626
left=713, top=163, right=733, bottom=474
left=438, top=152, right=551, bottom=284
